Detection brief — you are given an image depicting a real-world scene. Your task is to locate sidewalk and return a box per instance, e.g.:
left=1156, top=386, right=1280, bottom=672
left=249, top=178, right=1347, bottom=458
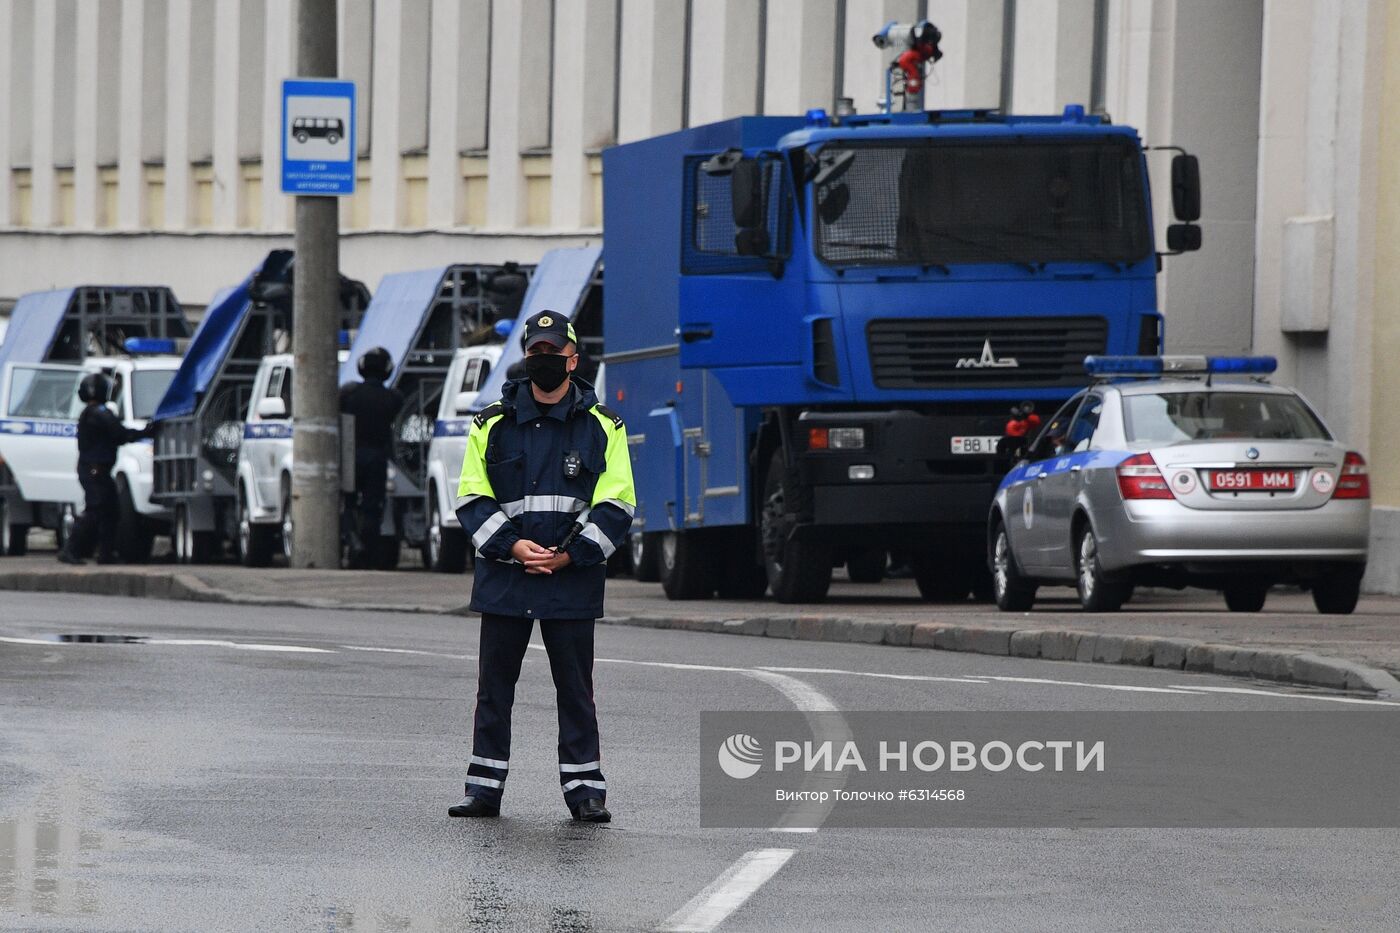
left=1, top=555, right=1398, bottom=697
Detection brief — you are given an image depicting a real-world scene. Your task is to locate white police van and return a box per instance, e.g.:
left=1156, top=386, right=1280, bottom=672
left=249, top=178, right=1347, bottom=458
left=233, top=353, right=296, bottom=566
left=234, top=350, right=360, bottom=566
left=0, top=341, right=181, bottom=560
left=421, top=343, right=503, bottom=572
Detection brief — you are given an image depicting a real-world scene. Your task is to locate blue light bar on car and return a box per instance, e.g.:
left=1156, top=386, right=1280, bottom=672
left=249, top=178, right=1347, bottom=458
left=1084, top=355, right=1278, bottom=377
left=1205, top=355, right=1277, bottom=374
left=1084, top=356, right=1164, bottom=376
left=123, top=337, right=176, bottom=355
left=338, top=329, right=351, bottom=349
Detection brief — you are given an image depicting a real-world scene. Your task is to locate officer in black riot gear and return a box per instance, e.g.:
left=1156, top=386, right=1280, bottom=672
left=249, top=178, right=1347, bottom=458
left=57, top=374, right=154, bottom=565
left=339, top=346, right=405, bottom=568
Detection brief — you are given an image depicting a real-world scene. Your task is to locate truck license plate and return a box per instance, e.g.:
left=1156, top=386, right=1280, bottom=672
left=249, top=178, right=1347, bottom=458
left=951, top=436, right=1001, bottom=455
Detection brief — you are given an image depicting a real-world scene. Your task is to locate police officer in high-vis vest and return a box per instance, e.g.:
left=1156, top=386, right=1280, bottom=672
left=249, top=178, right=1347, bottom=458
left=449, top=310, right=634, bottom=823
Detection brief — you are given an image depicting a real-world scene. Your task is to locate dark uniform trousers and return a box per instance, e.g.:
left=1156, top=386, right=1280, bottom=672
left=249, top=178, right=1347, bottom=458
left=352, top=448, right=388, bottom=549
left=68, top=463, right=120, bottom=560
left=466, top=614, right=605, bottom=808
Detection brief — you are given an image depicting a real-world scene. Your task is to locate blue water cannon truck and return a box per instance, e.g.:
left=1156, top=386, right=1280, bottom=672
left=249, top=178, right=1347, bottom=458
left=603, top=90, right=1201, bottom=603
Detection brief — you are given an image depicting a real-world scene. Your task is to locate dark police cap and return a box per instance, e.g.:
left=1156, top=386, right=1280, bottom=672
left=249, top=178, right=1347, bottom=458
left=521, top=310, right=577, bottom=350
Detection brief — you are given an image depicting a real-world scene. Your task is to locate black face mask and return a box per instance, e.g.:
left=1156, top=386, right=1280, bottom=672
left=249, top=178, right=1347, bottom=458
left=525, top=353, right=571, bottom=392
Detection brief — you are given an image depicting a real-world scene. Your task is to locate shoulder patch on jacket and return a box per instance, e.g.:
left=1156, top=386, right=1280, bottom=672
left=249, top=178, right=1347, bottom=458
left=473, top=402, right=504, bottom=429
left=592, top=403, right=624, bottom=429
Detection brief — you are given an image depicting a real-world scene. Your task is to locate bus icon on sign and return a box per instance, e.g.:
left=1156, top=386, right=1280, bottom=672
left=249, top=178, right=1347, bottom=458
left=292, top=117, right=344, bottom=146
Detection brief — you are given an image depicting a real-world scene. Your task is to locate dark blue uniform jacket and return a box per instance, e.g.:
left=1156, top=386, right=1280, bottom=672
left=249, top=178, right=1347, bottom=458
left=455, top=378, right=635, bottom=621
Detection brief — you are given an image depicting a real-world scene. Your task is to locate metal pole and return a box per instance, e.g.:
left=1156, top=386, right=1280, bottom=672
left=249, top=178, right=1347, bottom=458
left=292, top=0, right=342, bottom=569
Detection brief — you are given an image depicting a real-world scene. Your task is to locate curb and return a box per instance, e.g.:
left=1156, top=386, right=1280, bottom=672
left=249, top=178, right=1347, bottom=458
left=2, top=569, right=1397, bottom=699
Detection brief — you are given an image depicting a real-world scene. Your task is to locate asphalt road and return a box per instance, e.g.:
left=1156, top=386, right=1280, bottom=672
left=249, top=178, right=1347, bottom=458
left=2, top=592, right=1398, bottom=932
left=9, top=551, right=1400, bottom=677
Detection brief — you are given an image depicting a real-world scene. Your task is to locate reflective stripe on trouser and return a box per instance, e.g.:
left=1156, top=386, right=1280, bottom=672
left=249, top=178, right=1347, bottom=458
left=559, top=760, right=606, bottom=796
left=467, top=614, right=603, bottom=807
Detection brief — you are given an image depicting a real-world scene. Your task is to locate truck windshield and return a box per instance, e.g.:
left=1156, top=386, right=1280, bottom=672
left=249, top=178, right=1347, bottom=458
left=1124, top=392, right=1331, bottom=444
left=814, top=138, right=1150, bottom=267
left=131, top=370, right=177, bottom=420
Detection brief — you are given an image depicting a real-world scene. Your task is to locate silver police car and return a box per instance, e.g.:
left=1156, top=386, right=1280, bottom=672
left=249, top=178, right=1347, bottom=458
left=989, top=356, right=1370, bottom=614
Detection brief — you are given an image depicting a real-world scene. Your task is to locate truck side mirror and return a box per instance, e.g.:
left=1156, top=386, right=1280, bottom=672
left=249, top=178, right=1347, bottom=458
left=256, top=396, right=287, bottom=419
left=1171, top=154, right=1200, bottom=222
left=731, top=158, right=764, bottom=230
left=454, top=391, right=476, bottom=414
left=1166, top=224, right=1202, bottom=252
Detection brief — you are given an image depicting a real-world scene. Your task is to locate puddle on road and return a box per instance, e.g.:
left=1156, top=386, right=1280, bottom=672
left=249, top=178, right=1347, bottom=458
left=41, top=634, right=148, bottom=645
left=318, top=881, right=599, bottom=931
left=0, top=814, right=105, bottom=918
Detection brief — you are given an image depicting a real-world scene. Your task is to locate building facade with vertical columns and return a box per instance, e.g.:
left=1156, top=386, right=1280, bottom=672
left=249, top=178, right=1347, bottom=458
left=4, top=0, right=1400, bottom=582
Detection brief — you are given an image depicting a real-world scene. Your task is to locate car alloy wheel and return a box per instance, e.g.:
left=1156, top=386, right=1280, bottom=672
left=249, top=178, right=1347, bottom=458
left=1075, top=526, right=1126, bottom=612
left=992, top=524, right=1036, bottom=612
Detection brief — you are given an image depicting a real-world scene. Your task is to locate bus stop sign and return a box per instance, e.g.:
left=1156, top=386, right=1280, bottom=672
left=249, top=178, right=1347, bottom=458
left=281, top=78, right=356, bottom=196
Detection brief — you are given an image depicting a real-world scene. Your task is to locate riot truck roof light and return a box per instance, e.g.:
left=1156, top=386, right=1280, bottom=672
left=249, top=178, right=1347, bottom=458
left=123, top=337, right=177, bottom=355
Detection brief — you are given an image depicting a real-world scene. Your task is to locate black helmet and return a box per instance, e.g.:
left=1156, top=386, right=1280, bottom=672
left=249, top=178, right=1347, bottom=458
left=78, top=373, right=111, bottom=404
left=358, top=346, right=393, bottom=380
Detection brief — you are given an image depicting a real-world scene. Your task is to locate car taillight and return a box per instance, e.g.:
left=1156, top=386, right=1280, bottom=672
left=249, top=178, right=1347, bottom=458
left=1335, top=451, right=1370, bottom=499
left=1117, top=453, right=1174, bottom=500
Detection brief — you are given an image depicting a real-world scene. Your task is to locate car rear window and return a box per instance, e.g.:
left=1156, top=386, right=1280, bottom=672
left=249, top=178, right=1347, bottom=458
left=1123, top=391, right=1330, bottom=444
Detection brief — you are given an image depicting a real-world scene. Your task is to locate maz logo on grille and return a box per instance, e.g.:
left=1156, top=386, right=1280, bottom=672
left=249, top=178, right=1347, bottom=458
left=955, top=339, right=1019, bottom=369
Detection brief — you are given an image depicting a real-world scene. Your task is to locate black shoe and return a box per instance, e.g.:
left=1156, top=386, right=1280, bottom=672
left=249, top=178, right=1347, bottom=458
left=570, top=798, right=611, bottom=823
left=448, top=795, right=500, bottom=818
left=56, top=550, right=85, bottom=566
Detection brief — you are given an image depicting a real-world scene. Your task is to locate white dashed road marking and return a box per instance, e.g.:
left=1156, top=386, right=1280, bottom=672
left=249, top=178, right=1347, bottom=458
left=659, top=848, right=797, bottom=933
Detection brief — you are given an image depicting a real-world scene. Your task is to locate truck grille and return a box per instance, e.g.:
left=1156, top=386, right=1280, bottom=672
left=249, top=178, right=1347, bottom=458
left=867, top=316, right=1109, bottom=389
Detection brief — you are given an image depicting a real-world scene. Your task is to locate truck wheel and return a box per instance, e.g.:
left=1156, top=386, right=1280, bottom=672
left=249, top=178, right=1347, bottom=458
left=7, top=521, right=28, bottom=556
left=761, top=450, right=832, bottom=603
left=56, top=503, right=76, bottom=551
left=174, top=504, right=215, bottom=564
left=237, top=487, right=274, bottom=568
left=658, top=530, right=714, bottom=600
left=716, top=528, right=769, bottom=599
left=115, top=476, right=155, bottom=563
left=426, top=494, right=467, bottom=573
left=991, top=521, right=1036, bottom=611
left=1075, top=525, right=1128, bottom=612
left=1223, top=582, right=1268, bottom=613
left=846, top=549, right=886, bottom=584
left=0, top=498, right=12, bottom=556
left=606, top=547, right=632, bottom=578
left=373, top=536, right=401, bottom=571
left=1312, top=565, right=1363, bottom=615
left=630, top=533, right=661, bottom=582
left=911, top=557, right=971, bottom=602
